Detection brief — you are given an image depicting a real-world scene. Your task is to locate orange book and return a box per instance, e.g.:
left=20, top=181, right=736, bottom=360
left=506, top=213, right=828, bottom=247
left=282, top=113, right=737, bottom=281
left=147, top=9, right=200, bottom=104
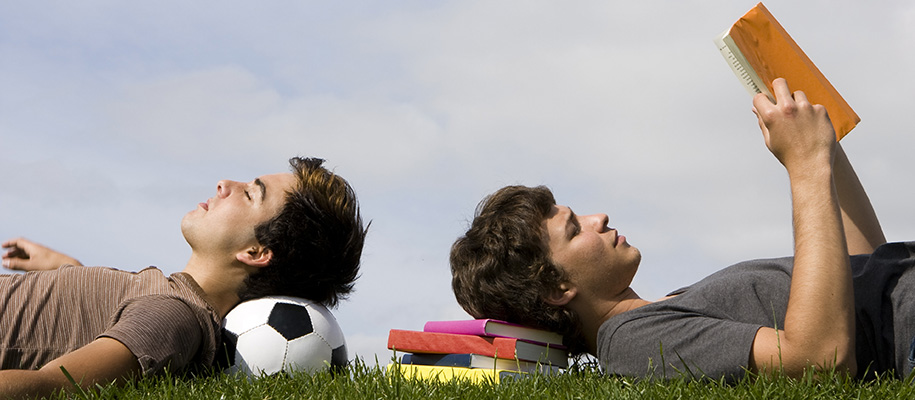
left=714, top=2, right=859, bottom=140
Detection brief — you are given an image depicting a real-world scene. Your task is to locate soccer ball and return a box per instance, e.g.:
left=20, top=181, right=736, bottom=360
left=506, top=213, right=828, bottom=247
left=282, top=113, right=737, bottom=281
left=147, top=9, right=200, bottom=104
left=221, top=296, right=348, bottom=377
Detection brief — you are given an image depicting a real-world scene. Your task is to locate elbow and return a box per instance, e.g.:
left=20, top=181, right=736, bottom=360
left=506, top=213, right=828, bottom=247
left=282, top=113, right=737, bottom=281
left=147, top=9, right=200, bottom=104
left=803, top=340, right=857, bottom=377
left=843, top=360, right=858, bottom=378
left=822, top=333, right=857, bottom=377
left=832, top=346, right=857, bottom=377
left=752, top=327, right=856, bottom=378
left=780, top=338, right=856, bottom=378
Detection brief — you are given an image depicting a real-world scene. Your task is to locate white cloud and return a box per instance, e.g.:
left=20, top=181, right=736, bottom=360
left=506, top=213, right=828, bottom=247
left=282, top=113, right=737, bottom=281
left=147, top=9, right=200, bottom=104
left=2, top=0, right=914, bottom=365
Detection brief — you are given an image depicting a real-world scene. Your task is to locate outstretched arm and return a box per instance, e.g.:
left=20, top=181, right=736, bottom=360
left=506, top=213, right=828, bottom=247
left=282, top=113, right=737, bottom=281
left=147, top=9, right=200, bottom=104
left=2, top=238, right=82, bottom=271
left=748, top=78, right=856, bottom=377
left=0, top=338, right=141, bottom=398
left=834, top=145, right=886, bottom=255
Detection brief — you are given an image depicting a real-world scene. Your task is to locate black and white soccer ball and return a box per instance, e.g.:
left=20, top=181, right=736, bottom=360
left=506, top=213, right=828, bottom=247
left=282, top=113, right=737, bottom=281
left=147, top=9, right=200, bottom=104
left=221, top=296, right=348, bottom=377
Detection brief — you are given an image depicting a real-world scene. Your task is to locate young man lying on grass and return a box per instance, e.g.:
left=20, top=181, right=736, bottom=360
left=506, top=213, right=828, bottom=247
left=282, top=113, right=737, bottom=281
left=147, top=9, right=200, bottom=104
left=450, top=79, right=910, bottom=381
left=0, top=157, right=367, bottom=398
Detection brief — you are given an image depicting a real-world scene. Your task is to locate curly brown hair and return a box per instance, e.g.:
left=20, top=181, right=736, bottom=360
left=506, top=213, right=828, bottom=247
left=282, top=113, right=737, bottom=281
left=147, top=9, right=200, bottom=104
left=239, top=157, right=367, bottom=308
left=450, top=185, right=587, bottom=354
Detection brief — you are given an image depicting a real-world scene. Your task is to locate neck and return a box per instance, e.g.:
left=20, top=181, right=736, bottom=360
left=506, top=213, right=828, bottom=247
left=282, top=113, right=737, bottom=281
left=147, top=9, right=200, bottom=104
left=574, top=287, right=651, bottom=354
left=182, top=253, right=249, bottom=318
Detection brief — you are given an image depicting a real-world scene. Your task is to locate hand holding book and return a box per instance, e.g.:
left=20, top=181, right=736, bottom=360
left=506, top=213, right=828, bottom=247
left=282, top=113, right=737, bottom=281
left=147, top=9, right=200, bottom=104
left=753, top=78, right=837, bottom=171
left=714, top=2, right=859, bottom=140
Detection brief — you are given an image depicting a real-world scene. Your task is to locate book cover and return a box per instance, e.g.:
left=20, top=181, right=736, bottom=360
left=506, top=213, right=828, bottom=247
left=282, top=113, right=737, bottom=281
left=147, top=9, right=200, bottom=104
left=423, top=319, right=564, bottom=346
left=401, top=353, right=562, bottom=373
left=714, top=2, right=860, bottom=140
left=387, top=363, right=528, bottom=384
left=387, top=329, right=568, bottom=368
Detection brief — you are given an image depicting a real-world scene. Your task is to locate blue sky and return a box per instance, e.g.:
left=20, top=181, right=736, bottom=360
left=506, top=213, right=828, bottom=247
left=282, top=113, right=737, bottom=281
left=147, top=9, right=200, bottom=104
left=2, top=1, right=914, bottom=363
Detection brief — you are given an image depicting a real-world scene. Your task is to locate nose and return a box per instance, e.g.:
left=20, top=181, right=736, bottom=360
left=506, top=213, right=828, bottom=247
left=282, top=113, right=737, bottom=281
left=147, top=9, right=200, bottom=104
left=216, top=180, right=239, bottom=198
left=586, top=214, right=611, bottom=231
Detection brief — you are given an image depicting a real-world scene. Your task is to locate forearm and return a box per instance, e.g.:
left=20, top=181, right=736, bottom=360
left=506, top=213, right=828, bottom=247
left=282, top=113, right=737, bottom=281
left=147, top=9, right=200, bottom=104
left=749, top=79, right=857, bottom=375
left=834, top=145, right=886, bottom=254
left=780, top=164, right=856, bottom=373
left=0, top=369, right=69, bottom=399
left=0, top=338, right=140, bottom=399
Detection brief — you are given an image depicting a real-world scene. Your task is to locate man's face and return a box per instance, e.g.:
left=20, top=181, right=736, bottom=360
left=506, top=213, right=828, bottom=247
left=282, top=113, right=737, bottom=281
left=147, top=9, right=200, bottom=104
left=544, top=205, right=641, bottom=297
left=182, top=172, right=296, bottom=257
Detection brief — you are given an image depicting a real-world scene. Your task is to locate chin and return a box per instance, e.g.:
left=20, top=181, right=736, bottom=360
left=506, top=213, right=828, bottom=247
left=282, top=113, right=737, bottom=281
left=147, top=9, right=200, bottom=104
left=629, top=245, right=642, bottom=263
left=179, top=216, right=198, bottom=245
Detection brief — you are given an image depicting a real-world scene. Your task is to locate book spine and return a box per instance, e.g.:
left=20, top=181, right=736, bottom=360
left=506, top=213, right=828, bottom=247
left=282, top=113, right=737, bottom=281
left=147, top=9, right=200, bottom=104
left=388, top=363, right=527, bottom=383
left=402, top=353, right=557, bottom=373
left=402, top=353, right=474, bottom=367
left=422, top=320, right=487, bottom=336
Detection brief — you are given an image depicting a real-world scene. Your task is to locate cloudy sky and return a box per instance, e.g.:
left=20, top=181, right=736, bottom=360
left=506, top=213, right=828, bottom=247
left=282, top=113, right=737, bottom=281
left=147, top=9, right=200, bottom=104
left=2, top=1, right=914, bottom=364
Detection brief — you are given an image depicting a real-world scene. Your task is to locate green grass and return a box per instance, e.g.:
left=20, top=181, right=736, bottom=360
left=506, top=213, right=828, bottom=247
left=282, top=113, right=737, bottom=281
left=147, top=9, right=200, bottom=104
left=42, top=360, right=915, bottom=400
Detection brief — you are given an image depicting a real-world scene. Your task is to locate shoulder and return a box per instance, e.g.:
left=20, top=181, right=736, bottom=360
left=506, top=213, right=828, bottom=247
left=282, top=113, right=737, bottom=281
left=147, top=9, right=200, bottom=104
left=102, top=296, right=215, bottom=374
left=52, top=265, right=163, bottom=284
left=597, top=303, right=761, bottom=381
left=106, top=296, right=205, bottom=343
left=596, top=260, right=795, bottom=380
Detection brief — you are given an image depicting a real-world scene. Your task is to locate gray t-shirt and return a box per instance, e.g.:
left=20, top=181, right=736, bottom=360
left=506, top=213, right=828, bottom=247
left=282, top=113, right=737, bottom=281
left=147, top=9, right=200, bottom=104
left=597, top=241, right=915, bottom=381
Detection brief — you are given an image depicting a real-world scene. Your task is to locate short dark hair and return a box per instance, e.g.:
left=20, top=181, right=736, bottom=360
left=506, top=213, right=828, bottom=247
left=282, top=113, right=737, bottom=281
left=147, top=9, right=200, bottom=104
left=450, top=185, right=587, bottom=354
left=239, top=157, right=367, bottom=308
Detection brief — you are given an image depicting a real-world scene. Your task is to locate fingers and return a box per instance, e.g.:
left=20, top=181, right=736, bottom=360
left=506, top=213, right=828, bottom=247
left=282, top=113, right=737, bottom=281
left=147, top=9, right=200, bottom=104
left=792, top=88, right=809, bottom=105
left=750, top=78, right=837, bottom=172
left=2, top=238, right=31, bottom=258
left=2, top=239, right=28, bottom=270
left=771, top=77, right=792, bottom=103
left=3, top=257, right=30, bottom=271
left=3, top=237, right=35, bottom=251
left=752, top=78, right=814, bottom=127
left=751, top=90, right=778, bottom=123
left=2, top=237, right=22, bottom=250
left=3, top=246, right=28, bottom=260
left=751, top=106, right=771, bottom=145
left=760, top=78, right=815, bottom=109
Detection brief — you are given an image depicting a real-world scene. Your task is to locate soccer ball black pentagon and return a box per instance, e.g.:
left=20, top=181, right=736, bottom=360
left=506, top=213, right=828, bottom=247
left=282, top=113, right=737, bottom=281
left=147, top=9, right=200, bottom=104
left=221, top=296, right=347, bottom=377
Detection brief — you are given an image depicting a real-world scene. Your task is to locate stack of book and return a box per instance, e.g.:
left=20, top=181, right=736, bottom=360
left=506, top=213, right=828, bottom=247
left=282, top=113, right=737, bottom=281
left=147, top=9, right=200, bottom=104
left=386, top=318, right=568, bottom=383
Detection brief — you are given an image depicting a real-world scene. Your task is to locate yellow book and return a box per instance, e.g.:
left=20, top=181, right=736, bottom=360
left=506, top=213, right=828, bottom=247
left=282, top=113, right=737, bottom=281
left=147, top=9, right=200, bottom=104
left=714, top=2, right=860, bottom=140
left=386, top=363, right=528, bottom=384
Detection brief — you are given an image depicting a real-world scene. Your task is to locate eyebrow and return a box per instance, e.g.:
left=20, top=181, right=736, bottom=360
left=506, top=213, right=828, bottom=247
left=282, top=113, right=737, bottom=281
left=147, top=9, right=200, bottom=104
left=255, top=178, right=267, bottom=203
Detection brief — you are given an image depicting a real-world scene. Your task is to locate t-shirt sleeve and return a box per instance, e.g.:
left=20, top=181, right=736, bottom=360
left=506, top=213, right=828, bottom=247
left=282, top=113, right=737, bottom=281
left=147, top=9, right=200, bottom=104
left=599, top=311, right=761, bottom=382
left=100, top=296, right=204, bottom=375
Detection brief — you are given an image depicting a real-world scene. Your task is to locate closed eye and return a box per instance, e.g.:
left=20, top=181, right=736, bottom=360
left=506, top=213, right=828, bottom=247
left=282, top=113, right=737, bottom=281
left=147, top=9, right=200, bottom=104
left=567, top=210, right=581, bottom=239
left=244, top=190, right=252, bottom=201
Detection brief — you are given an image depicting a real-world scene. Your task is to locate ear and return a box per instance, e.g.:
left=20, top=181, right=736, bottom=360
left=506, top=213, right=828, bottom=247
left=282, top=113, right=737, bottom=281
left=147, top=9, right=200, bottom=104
left=236, top=245, right=273, bottom=269
left=543, top=283, right=577, bottom=307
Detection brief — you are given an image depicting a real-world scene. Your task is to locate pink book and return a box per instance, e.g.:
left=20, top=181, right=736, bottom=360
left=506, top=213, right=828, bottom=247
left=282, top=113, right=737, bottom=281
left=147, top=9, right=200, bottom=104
left=423, top=319, right=564, bottom=347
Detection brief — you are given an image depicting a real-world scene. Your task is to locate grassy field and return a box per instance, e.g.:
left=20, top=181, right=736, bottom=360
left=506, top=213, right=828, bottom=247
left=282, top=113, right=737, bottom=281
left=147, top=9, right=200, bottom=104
left=46, top=360, right=915, bottom=400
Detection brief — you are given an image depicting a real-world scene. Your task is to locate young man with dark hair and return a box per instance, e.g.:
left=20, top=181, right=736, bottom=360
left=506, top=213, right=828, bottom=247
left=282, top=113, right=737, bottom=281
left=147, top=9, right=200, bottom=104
left=451, top=79, right=910, bottom=381
left=1, top=156, right=366, bottom=397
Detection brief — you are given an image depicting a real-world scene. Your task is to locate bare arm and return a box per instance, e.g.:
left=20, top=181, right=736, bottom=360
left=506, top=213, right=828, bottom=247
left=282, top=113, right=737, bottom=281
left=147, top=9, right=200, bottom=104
left=0, top=338, right=141, bottom=399
left=834, top=145, right=886, bottom=255
left=748, top=78, right=856, bottom=377
left=2, top=238, right=82, bottom=271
